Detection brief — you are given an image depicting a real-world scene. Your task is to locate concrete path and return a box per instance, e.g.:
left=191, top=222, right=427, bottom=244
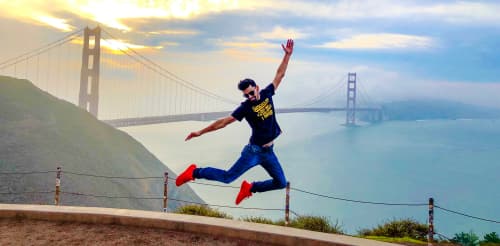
left=0, top=204, right=402, bottom=246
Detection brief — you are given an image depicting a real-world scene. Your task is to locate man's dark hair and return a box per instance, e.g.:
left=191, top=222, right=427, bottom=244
left=238, top=78, right=256, bottom=91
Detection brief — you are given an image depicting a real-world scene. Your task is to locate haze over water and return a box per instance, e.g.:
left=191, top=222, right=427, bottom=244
left=122, top=112, right=500, bottom=236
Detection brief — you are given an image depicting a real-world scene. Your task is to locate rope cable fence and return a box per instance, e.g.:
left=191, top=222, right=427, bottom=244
left=0, top=167, right=498, bottom=242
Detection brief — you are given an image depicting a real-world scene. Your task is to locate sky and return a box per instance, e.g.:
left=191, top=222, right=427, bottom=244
left=1, top=0, right=500, bottom=110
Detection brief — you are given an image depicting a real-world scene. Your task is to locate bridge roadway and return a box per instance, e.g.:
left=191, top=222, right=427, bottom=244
left=103, top=107, right=382, bottom=127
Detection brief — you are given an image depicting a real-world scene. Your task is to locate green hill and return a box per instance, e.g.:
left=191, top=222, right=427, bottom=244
left=0, top=75, right=203, bottom=211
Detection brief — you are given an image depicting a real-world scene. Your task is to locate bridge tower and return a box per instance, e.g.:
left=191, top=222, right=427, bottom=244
left=345, top=72, right=356, bottom=126
left=79, top=26, right=101, bottom=117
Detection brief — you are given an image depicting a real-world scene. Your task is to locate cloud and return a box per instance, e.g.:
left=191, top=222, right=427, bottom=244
left=316, top=33, right=434, bottom=50
left=147, top=29, right=199, bottom=36
left=2, top=0, right=499, bottom=36
left=59, top=0, right=245, bottom=31
left=258, top=26, right=308, bottom=40
left=35, top=15, right=74, bottom=32
left=219, top=41, right=275, bottom=49
left=0, top=0, right=241, bottom=32
left=221, top=49, right=279, bottom=63
left=216, top=38, right=277, bottom=49
left=0, top=1, right=76, bottom=31
left=71, top=37, right=163, bottom=55
left=241, top=0, right=500, bottom=25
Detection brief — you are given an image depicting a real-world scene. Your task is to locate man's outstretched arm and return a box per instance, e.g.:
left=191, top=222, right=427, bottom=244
left=272, top=39, right=294, bottom=91
left=185, top=116, right=236, bottom=141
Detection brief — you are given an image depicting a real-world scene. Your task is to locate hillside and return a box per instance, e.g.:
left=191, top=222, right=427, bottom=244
left=0, top=75, right=203, bottom=211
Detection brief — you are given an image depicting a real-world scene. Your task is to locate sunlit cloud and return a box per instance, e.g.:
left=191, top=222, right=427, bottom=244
left=68, top=0, right=241, bottom=31
left=147, top=29, right=199, bottom=36
left=317, top=33, right=434, bottom=50
left=221, top=49, right=278, bottom=63
left=216, top=37, right=277, bottom=49
left=36, top=15, right=74, bottom=32
left=71, top=37, right=163, bottom=55
left=101, top=39, right=163, bottom=54
left=0, top=0, right=242, bottom=32
left=1, top=0, right=499, bottom=37
left=0, top=1, right=76, bottom=31
left=258, top=26, right=308, bottom=40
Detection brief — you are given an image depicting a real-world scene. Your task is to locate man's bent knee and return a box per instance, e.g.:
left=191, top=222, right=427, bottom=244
left=274, top=178, right=287, bottom=189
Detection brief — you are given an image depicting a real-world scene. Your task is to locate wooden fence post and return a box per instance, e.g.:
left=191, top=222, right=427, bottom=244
left=428, top=197, right=434, bottom=245
left=163, top=172, right=168, bottom=212
left=54, top=166, right=61, bottom=205
left=285, top=181, right=290, bottom=226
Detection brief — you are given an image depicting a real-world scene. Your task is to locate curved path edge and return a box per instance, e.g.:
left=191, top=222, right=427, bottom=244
left=0, top=204, right=400, bottom=246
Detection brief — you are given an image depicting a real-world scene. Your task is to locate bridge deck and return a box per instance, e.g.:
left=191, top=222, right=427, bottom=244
left=103, top=107, right=382, bottom=127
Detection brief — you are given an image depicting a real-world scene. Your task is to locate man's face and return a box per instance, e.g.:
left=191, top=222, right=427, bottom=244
left=242, top=85, right=259, bottom=101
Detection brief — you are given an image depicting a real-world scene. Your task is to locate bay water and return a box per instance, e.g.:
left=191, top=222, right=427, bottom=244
left=122, top=112, right=500, bottom=237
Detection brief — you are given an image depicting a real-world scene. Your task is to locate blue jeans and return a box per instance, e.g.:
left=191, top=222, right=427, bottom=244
left=193, top=144, right=287, bottom=193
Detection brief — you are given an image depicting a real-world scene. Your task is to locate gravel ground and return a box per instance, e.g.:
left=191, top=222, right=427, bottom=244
left=0, top=218, right=269, bottom=246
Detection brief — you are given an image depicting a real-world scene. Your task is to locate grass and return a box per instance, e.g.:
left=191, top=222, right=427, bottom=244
left=176, top=205, right=343, bottom=234
left=358, top=218, right=428, bottom=242
left=175, top=204, right=233, bottom=219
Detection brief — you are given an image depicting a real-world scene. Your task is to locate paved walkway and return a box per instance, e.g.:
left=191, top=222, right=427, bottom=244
left=0, top=204, right=401, bottom=246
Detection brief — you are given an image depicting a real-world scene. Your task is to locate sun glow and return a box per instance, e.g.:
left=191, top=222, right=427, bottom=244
left=71, top=37, right=162, bottom=55
left=67, top=0, right=240, bottom=31
left=0, top=0, right=242, bottom=32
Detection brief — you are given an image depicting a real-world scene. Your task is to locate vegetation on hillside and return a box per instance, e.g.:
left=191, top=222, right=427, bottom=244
left=175, top=206, right=499, bottom=246
left=450, top=231, right=500, bottom=246
left=175, top=204, right=233, bottom=219
left=175, top=204, right=343, bottom=234
left=357, top=218, right=428, bottom=241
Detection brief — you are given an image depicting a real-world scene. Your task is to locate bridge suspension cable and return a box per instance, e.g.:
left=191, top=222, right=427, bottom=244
left=356, top=76, right=381, bottom=107
left=0, top=28, right=84, bottom=70
left=290, top=74, right=347, bottom=108
left=100, top=28, right=239, bottom=106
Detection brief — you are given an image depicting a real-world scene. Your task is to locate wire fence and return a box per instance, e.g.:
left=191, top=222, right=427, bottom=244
left=0, top=168, right=498, bottom=243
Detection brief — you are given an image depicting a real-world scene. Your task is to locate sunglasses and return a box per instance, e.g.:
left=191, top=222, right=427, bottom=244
left=243, top=90, right=256, bottom=98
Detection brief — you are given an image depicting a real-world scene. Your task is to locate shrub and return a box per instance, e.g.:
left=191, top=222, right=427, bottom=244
left=241, top=215, right=343, bottom=234
left=357, top=218, right=428, bottom=241
left=241, top=216, right=283, bottom=226
left=451, top=231, right=480, bottom=246
left=289, top=216, right=343, bottom=234
left=481, top=232, right=500, bottom=245
left=174, top=204, right=233, bottom=219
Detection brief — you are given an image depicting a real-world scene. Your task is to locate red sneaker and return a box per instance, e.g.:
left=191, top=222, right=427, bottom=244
left=235, top=180, right=253, bottom=205
left=176, top=164, right=196, bottom=187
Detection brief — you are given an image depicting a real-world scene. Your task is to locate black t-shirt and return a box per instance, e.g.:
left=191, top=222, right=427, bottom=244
left=231, top=83, right=282, bottom=146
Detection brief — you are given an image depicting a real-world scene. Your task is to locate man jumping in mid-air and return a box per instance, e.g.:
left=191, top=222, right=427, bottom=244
left=176, top=39, right=294, bottom=205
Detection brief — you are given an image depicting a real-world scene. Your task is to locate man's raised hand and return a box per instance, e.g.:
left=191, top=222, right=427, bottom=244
left=282, top=39, right=294, bottom=55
